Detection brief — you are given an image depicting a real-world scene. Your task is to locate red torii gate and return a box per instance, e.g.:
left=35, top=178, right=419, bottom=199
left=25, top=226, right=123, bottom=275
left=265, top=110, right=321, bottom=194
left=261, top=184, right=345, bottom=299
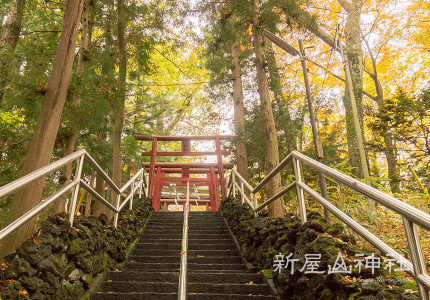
left=136, top=135, right=237, bottom=211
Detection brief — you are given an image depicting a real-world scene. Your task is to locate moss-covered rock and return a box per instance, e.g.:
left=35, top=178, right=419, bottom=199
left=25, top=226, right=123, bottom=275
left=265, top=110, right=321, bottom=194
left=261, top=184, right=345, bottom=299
left=220, top=196, right=419, bottom=300
left=0, top=196, right=153, bottom=299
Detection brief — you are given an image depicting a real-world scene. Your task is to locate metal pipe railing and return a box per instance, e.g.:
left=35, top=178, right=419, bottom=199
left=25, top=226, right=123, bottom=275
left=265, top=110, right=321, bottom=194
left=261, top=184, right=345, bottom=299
left=120, top=169, right=144, bottom=193
left=254, top=182, right=296, bottom=213
left=0, top=149, right=145, bottom=244
left=84, top=152, right=121, bottom=194
left=178, top=181, right=190, bottom=300
left=292, top=151, right=430, bottom=231
left=0, top=179, right=79, bottom=242
left=252, top=152, right=293, bottom=194
left=225, top=150, right=430, bottom=299
left=0, top=149, right=86, bottom=199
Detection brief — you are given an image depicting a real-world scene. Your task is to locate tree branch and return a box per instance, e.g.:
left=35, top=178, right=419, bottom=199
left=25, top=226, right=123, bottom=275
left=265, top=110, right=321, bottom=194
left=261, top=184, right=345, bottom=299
left=337, top=0, right=352, bottom=12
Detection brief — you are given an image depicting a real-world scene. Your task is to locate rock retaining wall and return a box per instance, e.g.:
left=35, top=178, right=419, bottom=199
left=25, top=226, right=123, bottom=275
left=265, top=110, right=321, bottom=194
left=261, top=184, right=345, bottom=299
left=220, top=197, right=419, bottom=300
left=0, top=197, right=152, bottom=300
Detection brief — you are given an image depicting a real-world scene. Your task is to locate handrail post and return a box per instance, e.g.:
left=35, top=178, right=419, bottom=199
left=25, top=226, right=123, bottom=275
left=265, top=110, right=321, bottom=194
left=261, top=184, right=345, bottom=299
left=139, top=172, right=143, bottom=199
left=253, top=193, right=258, bottom=216
left=114, top=193, right=121, bottom=228
left=69, top=155, right=85, bottom=226
left=178, top=180, right=190, bottom=300
left=130, top=182, right=134, bottom=210
left=240, top=182, right=244, bottom=204
left=293, top=158, right=307, bottom=224
left=232, top=172, right=236, bottom=198
left=403, top=217, right=430, bottom=300
left=225, top=172, right=230, bottom=197
left=143, top=172, right=149, bottom=198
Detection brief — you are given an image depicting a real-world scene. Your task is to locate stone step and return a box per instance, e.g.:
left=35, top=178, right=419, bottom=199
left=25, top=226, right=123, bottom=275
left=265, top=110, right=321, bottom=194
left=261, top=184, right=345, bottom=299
left=129, top=255, right=242, bottom=264
left=188, top=263, right=247, bottom=271
left=188, top=238, right=234, bottom=244
left=106, top=270, right=264, bottom=284
left=124, top=262, right=180, bottom=271
left=135, top=243, right=181, bottom=250
left=188, top=243, right=237, bottom=250
left=151, top=216, right=222, bottom=220
left=131, top=249, right=240, bottom=257
left=135, top=242, right=237, bottom=251
left=143, top=229, right=229, bottom=234
left=125, top=262, right=246, bottom=271
left=145, top=223, right=227, bottom=229
left=101, top=281, right=271, bottom=295
left=141, top=233, right=232, bottom=239
left=138, top=238, right=235, bottom=245
left=93, top=292, right=276, bottom=300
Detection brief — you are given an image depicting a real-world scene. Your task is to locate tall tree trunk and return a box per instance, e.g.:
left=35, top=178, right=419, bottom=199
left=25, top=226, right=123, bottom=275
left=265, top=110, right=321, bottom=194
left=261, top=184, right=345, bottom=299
left=0, top=0, right=25, bottom=106
left=52, top=0, right=91, bottom=214
left=0, top=0, right=84, bottom=259
left=362, top=35, right=400, bottom=193
left=230, top=41, right=249, bottom=183
left=338, top=0, right=366, bottom=178
left=111, top=0, right=127, bottom=210
left=251, top=0, right=283, bottom=217
left=265, top=46, right=296, bottom=153
left=371, top=74, right=399, bottom=193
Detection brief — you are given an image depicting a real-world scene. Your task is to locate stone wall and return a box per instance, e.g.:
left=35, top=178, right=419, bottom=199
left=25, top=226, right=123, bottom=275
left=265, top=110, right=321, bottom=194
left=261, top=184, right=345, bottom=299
left=0, top=197, right=152, bottom=299
left=220, top=197, right=419, bottom=300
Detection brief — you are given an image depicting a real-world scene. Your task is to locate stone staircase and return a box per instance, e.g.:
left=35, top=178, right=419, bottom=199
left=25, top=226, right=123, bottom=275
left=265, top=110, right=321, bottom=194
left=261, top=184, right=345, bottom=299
left=93, top=211, right=276, bottom=299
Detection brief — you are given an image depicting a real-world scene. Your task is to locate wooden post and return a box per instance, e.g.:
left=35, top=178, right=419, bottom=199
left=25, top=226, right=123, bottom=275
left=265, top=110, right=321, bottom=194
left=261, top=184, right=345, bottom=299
left=215, top=137, right=226, bottom=199
left=210, top=167, right=218, bottom=211
left=207, top=171, right=214, bottom=211
left=152, top=166, right=162, bottom=211
left=148, top=137, right=158, bottom=199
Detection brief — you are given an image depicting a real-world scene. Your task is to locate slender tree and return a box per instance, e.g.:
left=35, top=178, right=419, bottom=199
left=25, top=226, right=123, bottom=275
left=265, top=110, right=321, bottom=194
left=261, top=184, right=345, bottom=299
left=111, top=0, right=127, bottom=209
left=251, top=0, right=283, bottom=217
left=0, top=0, right=84, bottom=258
left=265, top=46, right=296, bottom=153
left=53, top=0, right=92, bottom=214
left=0, top=0, right=26, bottom=106
left=338, top=0, right=367, bottom=178
left=231, top=40, right=250, bottom=182
left=362, top=33, right=400, bottom=193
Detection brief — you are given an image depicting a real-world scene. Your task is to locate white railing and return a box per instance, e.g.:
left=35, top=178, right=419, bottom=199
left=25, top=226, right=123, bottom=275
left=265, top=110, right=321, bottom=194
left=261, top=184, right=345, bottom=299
left=225, top=150, right=430, bottom=300
left=0, top=149, right=149, bottom=243
left=178, top=181, right=190, bottom=300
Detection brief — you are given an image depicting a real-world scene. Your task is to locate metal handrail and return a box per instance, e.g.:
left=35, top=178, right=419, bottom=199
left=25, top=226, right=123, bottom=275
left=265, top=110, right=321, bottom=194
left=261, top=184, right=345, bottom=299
left=225, top=169, right=258, bottom=210
left=0, top=149, right=148, bottom=243
left=226, top=150, right=430, bottom=299
left=178, top=181, right=190, bottom=300
left=0, top=149, right=87, bottom=199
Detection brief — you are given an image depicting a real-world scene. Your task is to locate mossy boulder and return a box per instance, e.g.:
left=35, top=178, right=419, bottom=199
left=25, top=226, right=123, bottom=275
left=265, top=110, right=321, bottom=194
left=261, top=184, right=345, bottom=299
left=220, top=197, right=419, bottom=300
left=0, top=196, right=153, bottom=299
